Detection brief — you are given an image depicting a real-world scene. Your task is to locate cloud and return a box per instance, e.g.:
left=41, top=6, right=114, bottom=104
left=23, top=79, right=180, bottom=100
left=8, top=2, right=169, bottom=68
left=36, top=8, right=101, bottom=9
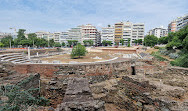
left=0, top=0, right=187, bottom=33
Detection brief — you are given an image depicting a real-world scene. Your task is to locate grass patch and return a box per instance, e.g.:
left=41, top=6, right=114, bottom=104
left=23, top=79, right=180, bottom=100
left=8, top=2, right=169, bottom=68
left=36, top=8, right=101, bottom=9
left=151, top=51, right=168, bottom=61
left=170, top=54, right=188, bottom=68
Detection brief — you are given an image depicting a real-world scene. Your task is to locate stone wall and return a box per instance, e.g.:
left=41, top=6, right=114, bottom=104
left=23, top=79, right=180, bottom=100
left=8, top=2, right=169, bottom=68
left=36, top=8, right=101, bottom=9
left=17, top=74, right=40, bottom=89
left=165, top=66, right=188, bottom=76
left=90, top=76, right=171, bottom=111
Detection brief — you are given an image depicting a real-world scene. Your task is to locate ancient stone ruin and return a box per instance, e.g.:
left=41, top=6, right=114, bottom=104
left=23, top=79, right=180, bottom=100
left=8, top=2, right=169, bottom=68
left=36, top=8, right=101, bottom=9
left=0, top=50, right=188, bottom=111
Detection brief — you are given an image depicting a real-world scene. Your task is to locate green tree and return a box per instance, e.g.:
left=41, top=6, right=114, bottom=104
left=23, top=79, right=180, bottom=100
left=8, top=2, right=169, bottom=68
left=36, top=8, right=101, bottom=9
left=20, top=39, right=32, bottom=47
left=133, top=39, right=138, bottom=45
left=183, top=35, right=188, bottom=52
left=138, top=39, right=142, bottom=45
left=27, top=33, right=38, bottom=47
left=17, top=29, right=26, bottom=41
left=102, top=40, right=107, bottom=46
left=71, top=43, right=87, bottom=58
left=83, top=40, right=94, bottom=46
left=83, top=40, right=88, bottom=46
left=144, top=35, right=158, bottom=47
left=1, top=35, right=14, bottom=47
left=127, top=38, right=131, bottom=47
left=88, top=40, right=94, bottom=46
left=49, top=39, right=55, bottom=47
left=13, top=29, right=27, bottom=46
left=158, top=37, right=168, bottom=44
left=102, top=40, right=112, bottom=46
left=35, top=38, right=48, bottom=47
left=0, top=42, right=4, bottom=47
left=120, top=39, right=125, bottom=45
left=54, top=42, right=61, bottom=47
left=166, top=36, right=182, bottom=50
left=67, top=40, right=78, bottom=47
left=61, top=42, right=65, bottom=47
left=28, top=33, right=37, bottom=40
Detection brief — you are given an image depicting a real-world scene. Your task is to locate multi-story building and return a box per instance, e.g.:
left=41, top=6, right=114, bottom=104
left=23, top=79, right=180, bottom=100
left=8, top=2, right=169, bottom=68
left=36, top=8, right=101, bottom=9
left=59, top=32, right=69, bottom=44
left=53, top=32, right=61, bottom=43
left=168, top=21, right=177, bottom=33
left=168, top=14, right=188, bottom=33
left=35, top=31, right=51, bottom=39
left=114, top=22, right=124, bottom=45
left=101, top=25, right=114, bottom=45
left=122, top=22, right=133, bottom=45
left=176, top=14, right=188, bottom=30
left=81, top=24, right=98, bottom=45
left=132, top=23, right=145, bottom=43
left=148, top=27, right=168, bottom=38
left=114, top=21, right=145, bottom=45
left=67, top=26, right=82, bottom=43
left=0, top=32, right=12, bottom=39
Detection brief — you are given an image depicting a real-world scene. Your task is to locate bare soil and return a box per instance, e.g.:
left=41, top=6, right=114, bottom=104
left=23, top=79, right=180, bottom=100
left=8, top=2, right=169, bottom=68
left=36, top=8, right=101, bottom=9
left=40, top=52, right=125, bottom=63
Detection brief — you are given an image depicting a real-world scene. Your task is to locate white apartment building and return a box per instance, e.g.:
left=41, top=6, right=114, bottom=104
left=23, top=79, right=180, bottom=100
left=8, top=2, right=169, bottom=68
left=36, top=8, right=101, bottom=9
left=176, top=14, right=188, bottom=30
left=101, top=25, right=114, bottom=45
left=67, top=27, right=82, bottom=43
left=122, top=22, right=133, bottom=45
left=102, top=22, right=144, bottom=45
left=132, top=23, right=145, bottom=44
left=81, top=24, right=98, bottom=45
left=53, top=32, right=61, bottom=43
left=148, top=27, right=168, bottom=38
left=59, top=32, right=68, bottom=44
left=35, top=31, right=52, bottom=40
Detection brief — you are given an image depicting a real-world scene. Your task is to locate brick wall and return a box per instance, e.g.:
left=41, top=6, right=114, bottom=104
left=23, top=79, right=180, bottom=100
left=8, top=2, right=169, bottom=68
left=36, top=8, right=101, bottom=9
left=102, top=49, right=136, bottom=53
left=13, top=59, right=133, bottom=78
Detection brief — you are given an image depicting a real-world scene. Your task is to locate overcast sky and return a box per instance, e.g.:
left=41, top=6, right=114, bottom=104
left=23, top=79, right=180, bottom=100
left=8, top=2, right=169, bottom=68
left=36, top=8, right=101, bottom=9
left=0, top=0, right=187, bottom=33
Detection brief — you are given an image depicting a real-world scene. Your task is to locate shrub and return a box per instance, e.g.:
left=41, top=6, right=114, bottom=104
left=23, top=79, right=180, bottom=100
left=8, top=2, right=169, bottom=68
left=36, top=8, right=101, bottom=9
left=169, top=53, right=179, bottom=59
left=0, top=85, right=49, bottom=111
left=71, top=43, right=87, bottom=59
left=159, top=49, right=175, bottom=56
left=170, top=54, right=188, bottom=68
left=54, top=43, right=61, bottom=47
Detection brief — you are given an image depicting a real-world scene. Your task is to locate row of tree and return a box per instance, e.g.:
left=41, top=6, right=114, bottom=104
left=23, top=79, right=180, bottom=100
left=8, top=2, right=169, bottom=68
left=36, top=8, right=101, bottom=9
left=0, top=29, right=81, bottom=48
left=0, top=29, right=56, bottom=48
left=144, top=25, right=188, bottom=52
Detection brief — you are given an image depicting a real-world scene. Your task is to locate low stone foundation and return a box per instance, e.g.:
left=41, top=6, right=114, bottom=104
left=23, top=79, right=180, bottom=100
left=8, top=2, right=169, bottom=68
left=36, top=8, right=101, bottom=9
left=165, top=66, right=188, bottom=76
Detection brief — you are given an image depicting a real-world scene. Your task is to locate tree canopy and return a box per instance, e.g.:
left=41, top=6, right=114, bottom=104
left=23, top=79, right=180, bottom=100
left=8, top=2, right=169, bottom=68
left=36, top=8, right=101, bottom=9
left=120, top=39, right=125, bottom=45
left=67, top=40, right=78, bottom=47
left=71, top=43, right=87, bottom=58
left=143, top=35, right=158, bottom=47
left=165, top=25, right=188, bottom=51
left=0, top=35, right=13, bottom=47
left=102, top=40, right=112, bottom=46
left=83, top=40, right=94, bottom=46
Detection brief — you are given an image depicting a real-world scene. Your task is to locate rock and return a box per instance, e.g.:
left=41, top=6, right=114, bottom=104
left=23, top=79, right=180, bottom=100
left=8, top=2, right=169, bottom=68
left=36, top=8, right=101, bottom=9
left=167, top=89, right=185, bottom=99
left=49, top=81, right=57, bottom=85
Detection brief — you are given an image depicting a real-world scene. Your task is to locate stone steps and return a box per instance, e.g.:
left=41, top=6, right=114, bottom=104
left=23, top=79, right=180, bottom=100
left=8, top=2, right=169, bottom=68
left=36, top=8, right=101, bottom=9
left=0, top=53, right=30, bottom=64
